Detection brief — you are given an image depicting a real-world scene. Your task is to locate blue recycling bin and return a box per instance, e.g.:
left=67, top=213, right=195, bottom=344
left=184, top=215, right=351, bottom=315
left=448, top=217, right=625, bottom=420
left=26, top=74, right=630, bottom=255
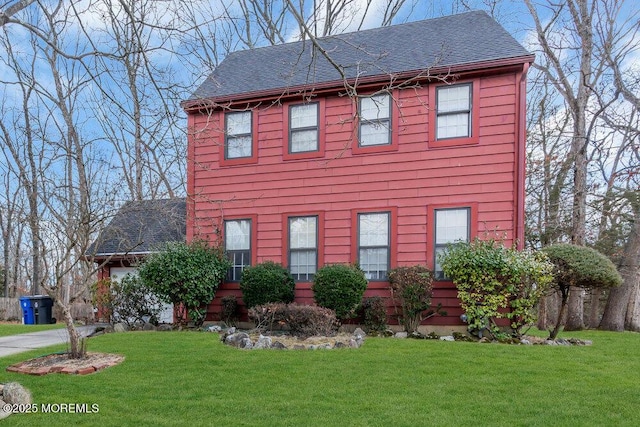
left=19, top=296, right=35, bottom=325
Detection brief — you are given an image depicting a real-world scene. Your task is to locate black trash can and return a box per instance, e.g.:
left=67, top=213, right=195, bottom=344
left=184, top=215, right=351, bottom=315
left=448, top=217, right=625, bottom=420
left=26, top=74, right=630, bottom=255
left=31, top=295, right=55, bottom=324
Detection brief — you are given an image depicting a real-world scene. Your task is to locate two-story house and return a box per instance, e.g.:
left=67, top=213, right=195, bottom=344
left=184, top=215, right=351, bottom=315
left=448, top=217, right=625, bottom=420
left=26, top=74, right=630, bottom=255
left=182, top=10, right=534, bottom=329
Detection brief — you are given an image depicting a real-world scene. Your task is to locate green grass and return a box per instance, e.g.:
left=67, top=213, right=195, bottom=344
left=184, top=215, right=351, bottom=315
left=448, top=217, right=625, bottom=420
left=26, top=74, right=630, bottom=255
left=0, top=329, right=639, bottom=426
left=0, top=323, right=65, bottom=337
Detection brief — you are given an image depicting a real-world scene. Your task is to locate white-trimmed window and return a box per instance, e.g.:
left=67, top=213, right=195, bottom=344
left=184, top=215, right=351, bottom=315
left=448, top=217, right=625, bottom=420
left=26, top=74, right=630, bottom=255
left=436, top=84, right=472, bottom=139
left=224, top=219, right=251, bottom=281
left=289, top=216, right=317, bottom=281
left=434, top=208, right=470, bottom=279
left=358, top=212, right=390, bottom=280
left=359, top=93, right=391, bottom=146
left=289, top=103, right=319, bottom=153
left=225, top=111, right=252, bottom=159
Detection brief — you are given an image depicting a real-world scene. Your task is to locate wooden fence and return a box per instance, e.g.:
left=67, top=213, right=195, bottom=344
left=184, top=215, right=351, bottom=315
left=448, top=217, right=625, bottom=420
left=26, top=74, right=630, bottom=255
left=0, top=297, right=95, bottom=323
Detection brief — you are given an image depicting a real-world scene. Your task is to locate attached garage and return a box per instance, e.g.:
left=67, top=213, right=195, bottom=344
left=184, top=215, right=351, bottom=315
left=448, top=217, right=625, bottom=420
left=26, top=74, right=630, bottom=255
left=87, top=198, right=186, bottom=323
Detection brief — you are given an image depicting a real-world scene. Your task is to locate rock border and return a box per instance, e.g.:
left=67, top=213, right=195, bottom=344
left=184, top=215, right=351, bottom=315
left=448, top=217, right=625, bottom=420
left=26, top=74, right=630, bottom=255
left=391, top=330, right=593, bottom=346
left=6, top=353, right=125, bottom=376
left=220, top=327, right=366, bottom=350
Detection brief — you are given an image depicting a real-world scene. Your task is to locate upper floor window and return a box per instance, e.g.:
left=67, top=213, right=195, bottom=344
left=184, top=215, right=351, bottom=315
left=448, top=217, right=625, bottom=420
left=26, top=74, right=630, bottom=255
left=225, top=111, right=252, bottom=159
left=288, top=216, right=318, bottom=281
left=436, top=83, right=472, bottom=140
left=224, top=219, right=252, bottom=281
left=358, top=212, right=390, bottom=280
left=434, top=208, right=470, bottom=279
left=289, top=103, right=319, bottom=153
left=359, top=93, right=391, bottom=147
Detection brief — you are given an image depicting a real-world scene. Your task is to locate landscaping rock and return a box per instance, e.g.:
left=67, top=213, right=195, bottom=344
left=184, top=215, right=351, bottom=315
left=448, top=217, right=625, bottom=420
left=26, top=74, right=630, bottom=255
left=2, top=382, right=32, bottom=405
left=113, top=323, right=127, bottom=333
left=272, top=341, right=287, bottom=349
left=224, top=332, right=250, bottom=347
left=383, top=329, right=395, bottom=337
left=439, top=336, right=455, bottom=342
left=520, top=339, right=532, bottom=345
left=394, top=332, right=408, bottom=339
left=142, top=323, right=156, bottom=331
left=254, top=335, right=272, bottom=349
left=157, top=324, right=173, bottom=331
left=207, top=325, right=222, bottom=333
left=0, top=399, right=10, bottom=420
left=226, top=327, right=236, bottom=334
left=353, top=328, right=366, bottom=339
left=239, top=337, right=253, bottom=349
left=409, top=332, right=426, bottom=339
left=334, top=341, right=346, bottom=349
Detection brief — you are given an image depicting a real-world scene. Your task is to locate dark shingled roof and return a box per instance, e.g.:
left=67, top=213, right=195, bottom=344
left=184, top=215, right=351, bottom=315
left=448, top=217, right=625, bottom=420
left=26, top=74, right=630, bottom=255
left=186, top=10, right=531, bottom=103
left=87, top=198, right=186, bottom=258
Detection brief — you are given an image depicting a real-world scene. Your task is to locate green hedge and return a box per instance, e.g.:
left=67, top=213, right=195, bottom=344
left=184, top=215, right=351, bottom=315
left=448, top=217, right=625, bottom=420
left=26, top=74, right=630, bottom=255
left=312, top=264, right=368, bottom=320
left=239, top=261, right=295, bottom=308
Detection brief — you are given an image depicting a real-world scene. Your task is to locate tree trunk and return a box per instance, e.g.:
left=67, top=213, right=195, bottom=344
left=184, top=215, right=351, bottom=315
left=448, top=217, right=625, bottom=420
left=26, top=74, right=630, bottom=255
left=587, top=288, right=602, bottom=328
left=626, top=282, right=640, bottom=331
left=564, top=288, right=584, bottom=330
left=550, top=287, right=570, bottom=340
left=600, top=206, right=640, bottom=331
left=537, top=291, right=562, bottom=331
left=58, top=299, right=85, bottom=359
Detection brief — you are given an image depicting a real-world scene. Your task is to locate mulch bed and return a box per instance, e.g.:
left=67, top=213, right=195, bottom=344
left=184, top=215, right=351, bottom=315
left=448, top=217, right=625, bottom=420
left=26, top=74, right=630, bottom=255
left=6, top=352, right=124, bottom=376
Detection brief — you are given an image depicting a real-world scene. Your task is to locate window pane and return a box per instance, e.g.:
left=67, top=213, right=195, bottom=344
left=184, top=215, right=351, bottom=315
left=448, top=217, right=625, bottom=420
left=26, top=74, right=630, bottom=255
left=227, top=250, right=250, bottom=281
left=437, top=113, right=469, bottom=139
left=290, top=104, right=317, bottom=129
left=434, top=247, right=446, bottom=280
left=290, top=249, right=316, bottom=280
left=437, top=85, right=470, bottom=112
left=359, top=213, right=389, bottom=246
left=291, top=129, right=318, bottom=152
left=361, top=94, right=390, bottom=120
left=360, top=121, right=390, bottom=146
left=290, top=216, right=317, bottom=249
left=359, top=248, right=388, bottom=280
left=435, top=209, right=469, bottom=244
left=225, top=220, right=250, bottom=250
left=227, top=112, right=251, bottom=135
left=227, top=135, right=252, bottom=158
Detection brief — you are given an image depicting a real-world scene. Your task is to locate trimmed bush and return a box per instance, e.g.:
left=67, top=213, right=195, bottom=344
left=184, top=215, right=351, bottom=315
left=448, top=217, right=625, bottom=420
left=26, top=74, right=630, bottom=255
left=248, top=302, right=339, bottom=337
left=388, top=265, right=435, bottom=334
left=542, top=243, right=622, bottom=339
left=137, top=240, right=231, bottom=327
left=312, top=264, right=368, bottom=320
left=240, top=261, right=295, bottom=309
left=361, top=296, right=388, bottom=334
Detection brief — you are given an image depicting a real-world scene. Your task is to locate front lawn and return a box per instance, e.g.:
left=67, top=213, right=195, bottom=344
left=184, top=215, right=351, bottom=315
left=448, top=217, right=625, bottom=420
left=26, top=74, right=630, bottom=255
left=1, top=329, right=639, bottom=426
left=0, top=323, right=65, bottom=337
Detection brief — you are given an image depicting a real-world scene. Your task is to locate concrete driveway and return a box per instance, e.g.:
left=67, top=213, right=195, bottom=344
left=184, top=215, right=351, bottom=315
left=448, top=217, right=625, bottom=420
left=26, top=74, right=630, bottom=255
left=0, top=326, right=98, bottom=358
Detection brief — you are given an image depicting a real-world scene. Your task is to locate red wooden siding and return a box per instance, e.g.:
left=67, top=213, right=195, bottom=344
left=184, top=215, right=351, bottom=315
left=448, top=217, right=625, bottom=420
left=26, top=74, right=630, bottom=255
left=188, top=70, right=525, bottom=327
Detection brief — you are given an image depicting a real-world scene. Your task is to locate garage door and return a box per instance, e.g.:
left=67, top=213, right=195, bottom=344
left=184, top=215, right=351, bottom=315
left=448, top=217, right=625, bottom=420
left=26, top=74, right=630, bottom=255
left=110, top=267, right=174, bottom=324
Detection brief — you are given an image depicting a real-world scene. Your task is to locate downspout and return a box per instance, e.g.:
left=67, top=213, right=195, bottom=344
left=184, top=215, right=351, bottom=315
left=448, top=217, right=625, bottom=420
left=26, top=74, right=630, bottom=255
left=515, top=62, right=530, bottom=250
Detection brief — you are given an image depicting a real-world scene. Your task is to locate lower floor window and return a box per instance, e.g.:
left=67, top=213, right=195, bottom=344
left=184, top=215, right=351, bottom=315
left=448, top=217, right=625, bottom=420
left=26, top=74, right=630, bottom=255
left=434, top=207, right=470, bottom=279
left=289, top=216, right=318, bottom=281
left=358, top=212, right=390, bottom=280
left=224, top=219, right=251, bottom=281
